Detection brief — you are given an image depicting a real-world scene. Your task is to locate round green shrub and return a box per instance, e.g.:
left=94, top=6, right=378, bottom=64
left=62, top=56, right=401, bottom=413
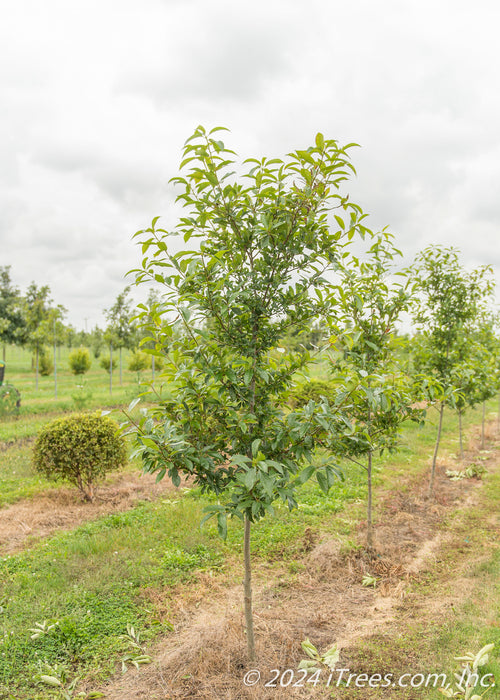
left=68, top=347, right=92, bottom=375
left=33, top=412, right=127, bottom=501
left=100, top=355, right=117, bottom=373
left=151, top=353, right=164, bottom=371
left=288, top=379, right=336, bottom=408
left=39, top=349, right=53, bottom=376
left=128, top=350, right=149, bottom=374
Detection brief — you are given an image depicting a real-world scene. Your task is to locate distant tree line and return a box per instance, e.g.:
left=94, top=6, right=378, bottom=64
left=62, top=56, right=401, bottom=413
left=0, top=267, right=164, bottom=388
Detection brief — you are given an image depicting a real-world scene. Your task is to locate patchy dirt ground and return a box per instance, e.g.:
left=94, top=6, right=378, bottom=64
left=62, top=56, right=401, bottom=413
left=94, top=426, right=500, bottom=700
left=0, top=470, right=182, bottom=554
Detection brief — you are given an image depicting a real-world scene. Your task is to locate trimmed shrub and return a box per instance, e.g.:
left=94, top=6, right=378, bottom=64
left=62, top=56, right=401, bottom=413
left=33, top=412, right=127, bottom=501
left=152, top=353, right=164, bottom=371
left=39, top=349, right=53, bottom=376
left=100, top=355, right=117, bottom=373
left=68, top=347, right=92, bottom=375
left=288, top=379, right=336, bottom=408
left=128, top=350, right=149, bottom=374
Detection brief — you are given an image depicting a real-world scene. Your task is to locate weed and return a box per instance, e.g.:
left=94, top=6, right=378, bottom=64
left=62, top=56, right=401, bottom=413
left=362, top=573, right=378, bottom=588
left=446, top=464, right=487, bottom=481
left=298, top=638, right=339, bottom=672
left=29, top=619, right=60, bottom=639
left=119, top=624, right=152, bottom=673
left=439, top=643, right=495, bottom=698
left=71, top=382, right=93, bottom=410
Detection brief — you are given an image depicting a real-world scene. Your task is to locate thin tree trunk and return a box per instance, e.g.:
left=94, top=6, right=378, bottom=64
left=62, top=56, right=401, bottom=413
left=119, top=346, right=123, bottom=385
left=243, top=516, right=256, bottom=662
left=35, top=344, right=39, bottom=390
left=367, top=450, right=373, bottom=549
left=458, top=410, right=464, bottom=459
left=2, top=345, right=5, bottom=362
left=481, top=400, right=486, bottom=449
left=152, top=355, right=155, bottom=382
left=109, top=342, right=113, bottom=395
left=53, top=329, right=57, bottom=399
left=429, top=402, right=445, bottom=496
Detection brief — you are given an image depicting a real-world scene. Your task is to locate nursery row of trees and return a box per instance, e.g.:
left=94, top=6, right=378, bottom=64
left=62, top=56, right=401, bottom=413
left=0, top=270, right=165, bottom=388
left=122, top=126, right=500, bottom=661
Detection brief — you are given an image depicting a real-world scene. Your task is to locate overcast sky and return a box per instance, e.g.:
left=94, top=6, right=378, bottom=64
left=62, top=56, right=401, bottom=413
left=1, top=0, right=499, bottom=329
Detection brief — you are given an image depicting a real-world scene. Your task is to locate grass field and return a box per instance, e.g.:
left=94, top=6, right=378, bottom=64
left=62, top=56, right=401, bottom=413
left=0, top=345, right=499, bottom=699
left=1, top=344, right=152, bottom=420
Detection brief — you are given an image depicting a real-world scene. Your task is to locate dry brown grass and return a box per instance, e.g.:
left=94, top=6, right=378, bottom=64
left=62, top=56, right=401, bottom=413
left=0, top=470, right=181, bottom=553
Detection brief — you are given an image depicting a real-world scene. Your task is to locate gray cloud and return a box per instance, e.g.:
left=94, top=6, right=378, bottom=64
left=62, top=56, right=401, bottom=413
left=1, top=0, right=500, bottom=328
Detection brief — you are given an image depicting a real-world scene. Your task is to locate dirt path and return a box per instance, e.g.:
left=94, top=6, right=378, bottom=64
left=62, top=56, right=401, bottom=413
left=94, top=428, right=500, bottom=700
left=0, top=470, right=183, bottom=554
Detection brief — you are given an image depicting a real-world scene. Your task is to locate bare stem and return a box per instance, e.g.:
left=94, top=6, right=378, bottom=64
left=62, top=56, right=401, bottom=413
left=366, top=450, right=373, bottom=549
left=429, top=402, right=444, bottom=497
left=244, top=516, right=255, bottom=662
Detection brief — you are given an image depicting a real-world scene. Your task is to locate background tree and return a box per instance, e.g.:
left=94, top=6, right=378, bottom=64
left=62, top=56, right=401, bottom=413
left=104, top=287, right=135, bottom=386
left=135, top=288, right=167, bottom=381
left=40, top=305, right=67, bottom=397
left=65, top=326, right=77, bottom=349
left=90, top=325, right=105, bottom=358
left=23, top=283, right=53, bottom=390
left=329, top=233, right=425, bottom=547
left=127, top=126, right=372, bottom=660
left=0, top=266, right=26, bottom=361
left=464, top=320, right=500, bottom=450
left=410, top=246, right=494, bottom=495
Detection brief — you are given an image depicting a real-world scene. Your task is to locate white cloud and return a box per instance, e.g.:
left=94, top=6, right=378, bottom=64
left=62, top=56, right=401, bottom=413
left=1, top=0, right=500, bottom=327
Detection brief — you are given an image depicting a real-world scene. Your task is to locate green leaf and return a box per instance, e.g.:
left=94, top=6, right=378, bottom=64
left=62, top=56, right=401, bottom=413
left=128, top=397, right=141, bottom=412
left=251, top=439, right=261, bottom=457
left=244, top=469, right=257, bottom=490
left=316, top=471, right=329, bottom=494
left=155, top=468, right=166, bottom=483
left=321, top=644, right=340, bottom=670
left=39, top=676, right=62, bottom=687
left=301, top=638, right=319, bottom=659
left=297, top=464, right=316, bottom=484
left=217, top=512, right=227, bottom=540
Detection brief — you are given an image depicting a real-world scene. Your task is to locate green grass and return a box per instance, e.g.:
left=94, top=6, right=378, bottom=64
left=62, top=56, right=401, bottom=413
left=1, top=343, right=149, bottom=420
left=1, top=346, right=500, bottom=697
left=0, top=460, right=370, bottom=698
left=0, top=497, right=222, bottom=697
left=0, top=444, right=57, bottom=505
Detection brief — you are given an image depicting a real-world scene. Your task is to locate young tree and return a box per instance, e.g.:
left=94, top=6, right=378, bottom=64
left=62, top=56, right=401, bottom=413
left=90, top=325, right=105, bottom=358
left=329, top=233, right=424, bottom=547
left=104, top=287, right=135, bottom=386
left=37, top=305, right=67, bottom=397
left=68, top=347, right=92, bottom=376
left=461, top=320, right=499, bottom=451
left=0, top=266, right=25, bottom=360
left=23, top=283, right=53, bottom=390
left=127, top=126, right=373, bottom=660
left=135, top=288, right=167, bottom=381
left=410, top=246, right=494, bottom=495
